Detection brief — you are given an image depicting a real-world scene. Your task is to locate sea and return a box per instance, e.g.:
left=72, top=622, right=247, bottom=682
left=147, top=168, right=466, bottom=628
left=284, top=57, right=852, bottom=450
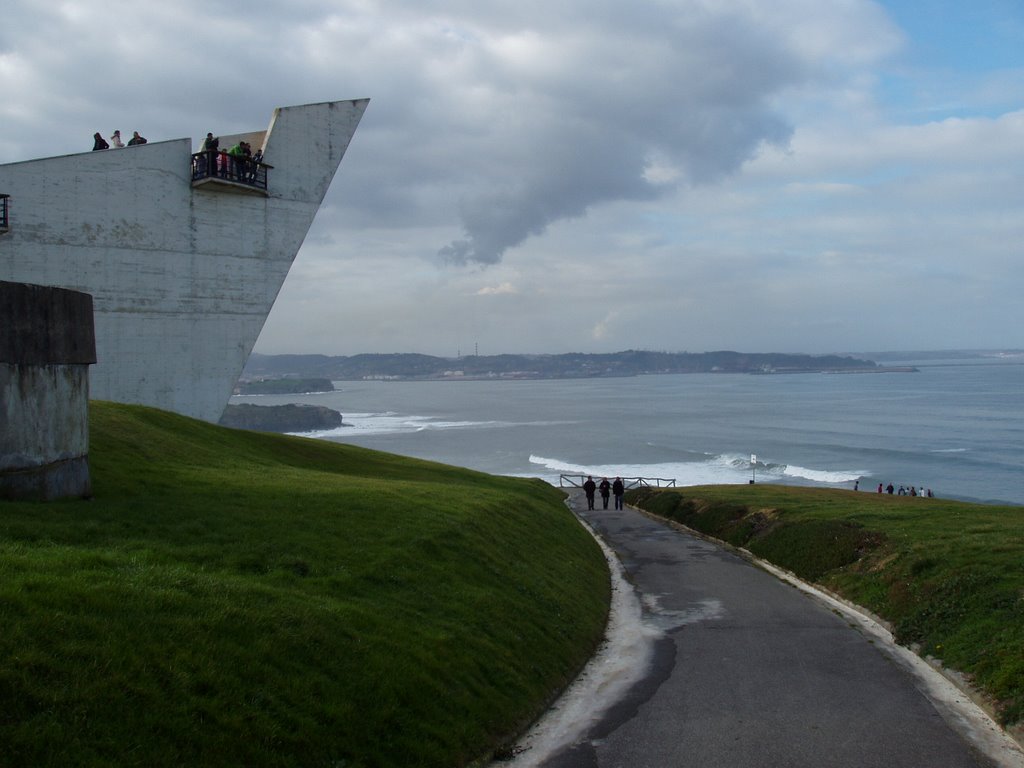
left=230, top=354, right=1024, bottom=506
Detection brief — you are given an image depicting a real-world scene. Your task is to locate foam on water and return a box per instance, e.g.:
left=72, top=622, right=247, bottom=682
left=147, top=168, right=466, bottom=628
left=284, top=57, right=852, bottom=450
left=527, top=453, right=866, bottom=490
left=780, top=464, right=865, bottom=484
left=292, top=411, right=572, bottom=438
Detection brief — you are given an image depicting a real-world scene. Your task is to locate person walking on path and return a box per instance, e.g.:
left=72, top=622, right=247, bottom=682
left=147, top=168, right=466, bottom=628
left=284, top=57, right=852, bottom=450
left=582, top=476, right=596, bottom=511
left=598, top=478, right=611, bottom=509
left=612, top=476, right=625, bottom=510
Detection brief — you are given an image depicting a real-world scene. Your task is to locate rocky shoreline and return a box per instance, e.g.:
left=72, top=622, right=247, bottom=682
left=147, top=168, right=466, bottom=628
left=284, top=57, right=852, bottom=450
left=219, top=403, right=343, bottom=433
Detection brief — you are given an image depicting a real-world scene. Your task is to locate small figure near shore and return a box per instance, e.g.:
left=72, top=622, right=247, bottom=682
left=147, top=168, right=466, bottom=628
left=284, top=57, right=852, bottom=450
left=92, top=132, right=109, bottom=150
left=599, top=478, right=611, bottom=509
left=612, top=477, right=625, bottom=510
left=877, top=483, right=883, bottom=494
left=854, top=479, right=859, bottom=491
left=583, top=475, right=596, bottom=511
left=886, top=483, right=894, bottom=494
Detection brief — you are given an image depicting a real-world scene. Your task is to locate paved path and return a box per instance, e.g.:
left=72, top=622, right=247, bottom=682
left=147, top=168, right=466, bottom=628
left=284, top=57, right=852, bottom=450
left=511, top=493, right=1021, bottom=768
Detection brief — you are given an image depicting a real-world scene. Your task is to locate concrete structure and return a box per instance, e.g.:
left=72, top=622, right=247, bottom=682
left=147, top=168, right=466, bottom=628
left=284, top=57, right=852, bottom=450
left=1, top=281, right=96, bottom=500
left=0, top=99, right=368, bottom=422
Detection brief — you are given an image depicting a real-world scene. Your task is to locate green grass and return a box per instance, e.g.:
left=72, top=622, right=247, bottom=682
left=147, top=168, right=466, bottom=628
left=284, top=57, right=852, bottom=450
left=0, top=402, right=610, bottom=767
left=628, top=484, right=1024, bottom=725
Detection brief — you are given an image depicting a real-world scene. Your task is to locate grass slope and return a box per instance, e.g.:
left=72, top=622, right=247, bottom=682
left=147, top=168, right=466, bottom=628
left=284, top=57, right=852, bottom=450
left=628, top=484, right=1024, bottom=725
left=0, top=402, right=610, bottom=767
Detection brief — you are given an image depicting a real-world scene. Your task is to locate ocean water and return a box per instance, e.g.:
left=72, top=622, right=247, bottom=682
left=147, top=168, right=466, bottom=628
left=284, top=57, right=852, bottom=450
left=231, top=358, right=1024, bottom=506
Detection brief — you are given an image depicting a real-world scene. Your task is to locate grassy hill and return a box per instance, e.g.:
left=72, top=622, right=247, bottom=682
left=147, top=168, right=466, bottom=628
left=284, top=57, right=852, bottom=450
left=628, top=484, right=1024, bottom=727
left=0, top=402, right=610, bottom=767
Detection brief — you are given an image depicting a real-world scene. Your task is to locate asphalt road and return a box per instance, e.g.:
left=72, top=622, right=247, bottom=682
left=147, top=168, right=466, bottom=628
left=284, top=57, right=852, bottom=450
left=526, top=493, right=1010, bottom=768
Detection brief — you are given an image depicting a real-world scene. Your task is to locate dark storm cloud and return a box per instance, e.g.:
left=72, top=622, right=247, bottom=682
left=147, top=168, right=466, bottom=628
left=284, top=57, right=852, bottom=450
left=429, top=5, right=804, bottom=264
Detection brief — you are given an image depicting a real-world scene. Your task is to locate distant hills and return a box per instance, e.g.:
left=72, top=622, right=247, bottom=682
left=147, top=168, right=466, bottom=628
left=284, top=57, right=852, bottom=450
left=242, top=350, right=892, bottom=381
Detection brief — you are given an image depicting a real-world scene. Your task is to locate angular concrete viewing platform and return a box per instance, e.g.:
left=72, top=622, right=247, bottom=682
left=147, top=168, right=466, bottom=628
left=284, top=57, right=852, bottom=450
left=0, top=99, right=369, bottom=423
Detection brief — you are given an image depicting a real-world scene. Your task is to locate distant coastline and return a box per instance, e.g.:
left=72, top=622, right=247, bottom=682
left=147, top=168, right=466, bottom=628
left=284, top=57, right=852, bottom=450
left=240, top=349, right=915, bottom=382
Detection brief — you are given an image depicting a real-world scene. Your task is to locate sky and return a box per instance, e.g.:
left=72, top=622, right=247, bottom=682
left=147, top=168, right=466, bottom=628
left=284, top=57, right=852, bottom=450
left=2, top=0, right=1022, bottom=357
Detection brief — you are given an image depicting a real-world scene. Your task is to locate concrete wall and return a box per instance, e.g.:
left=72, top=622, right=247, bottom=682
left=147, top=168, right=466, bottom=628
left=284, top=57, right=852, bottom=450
left=1, top=280, right=96, bottom=501
left=0, top=99, right=368, bottom=422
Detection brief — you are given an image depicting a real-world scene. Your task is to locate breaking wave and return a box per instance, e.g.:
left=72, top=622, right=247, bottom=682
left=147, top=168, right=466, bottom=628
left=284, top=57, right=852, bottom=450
left=527, top=453, right=865, bottom=489
left=290, top=411, right=512, bottom=437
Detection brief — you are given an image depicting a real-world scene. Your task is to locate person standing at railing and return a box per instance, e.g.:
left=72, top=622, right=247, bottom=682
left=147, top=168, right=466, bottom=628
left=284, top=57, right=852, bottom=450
left=227, top=143, right=243, bottom=180
left=227, top=142, right=252, bottom=181
left=248, top=148, right=263, bottom=182
left=202, top=133, right=219, bottom=176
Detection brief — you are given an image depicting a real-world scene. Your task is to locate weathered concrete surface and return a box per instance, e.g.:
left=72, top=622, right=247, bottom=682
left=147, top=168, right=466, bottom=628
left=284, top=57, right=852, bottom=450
left=1, top=281, right=95, bottom=500
left=0, top=99, right=369, bottom=423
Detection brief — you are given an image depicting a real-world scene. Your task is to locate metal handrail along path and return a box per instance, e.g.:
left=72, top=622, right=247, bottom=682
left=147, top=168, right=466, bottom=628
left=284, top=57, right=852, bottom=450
left=559, top=474, right=676, bottom=489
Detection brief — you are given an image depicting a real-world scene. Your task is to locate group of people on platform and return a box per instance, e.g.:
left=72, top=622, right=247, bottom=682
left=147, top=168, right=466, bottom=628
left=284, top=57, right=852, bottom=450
left=90, top=129, right=264, bottom=185
left=92, top=130, right=147, bottom=150
left=582, top=476, right=626, bottom=511
left=199, top=132, right=264, bottom=183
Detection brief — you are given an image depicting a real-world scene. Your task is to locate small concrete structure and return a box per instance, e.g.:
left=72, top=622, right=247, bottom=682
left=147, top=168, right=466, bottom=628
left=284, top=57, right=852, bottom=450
left=1, top=280, right=96, bottom=501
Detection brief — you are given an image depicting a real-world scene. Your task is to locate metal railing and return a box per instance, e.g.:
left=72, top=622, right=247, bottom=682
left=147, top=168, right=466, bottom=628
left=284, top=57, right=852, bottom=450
left=0, top=194, right=9, bottom=232
left=190, top=152, right=270, bottom=192
left=559, top=474, right=677, bottom=489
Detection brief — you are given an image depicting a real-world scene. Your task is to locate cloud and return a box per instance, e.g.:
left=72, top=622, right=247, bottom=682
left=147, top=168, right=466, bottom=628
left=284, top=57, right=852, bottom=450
left=476, top=282, right=518, bottom=296
left=4, top=0, right=1022, bottom=356
left=430, top=4, right=813, bottom=265
left=592, top=311, right=619, bottom=341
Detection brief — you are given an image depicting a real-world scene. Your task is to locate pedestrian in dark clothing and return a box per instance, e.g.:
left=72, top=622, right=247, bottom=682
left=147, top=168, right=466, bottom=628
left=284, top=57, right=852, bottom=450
left=248, top=148, right=264, bottom=182
left=203, top=132, right=219, bottom=175
left=127, top=131, right=147, bottom=146
left=886, top=483, right=895, bottom=495
left=599, top=478, right=611, bottom=509
left=92, top=132, right=109, bottom=150
left=583, top=476, right=596, bottom=511
left=612, top=477, right=625, bottom=510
